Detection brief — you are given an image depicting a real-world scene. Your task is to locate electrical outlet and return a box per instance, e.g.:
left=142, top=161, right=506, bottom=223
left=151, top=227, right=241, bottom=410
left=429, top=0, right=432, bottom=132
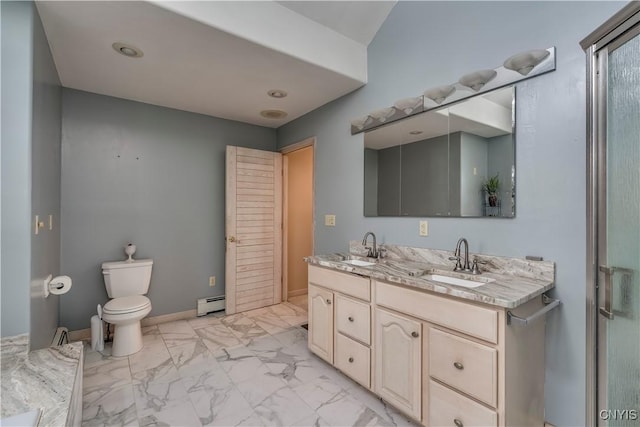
left=209, top=276, right=216, bottom=287
left=419, top=220, right=429, bottom=236
left=325, top=215, right=336, bottom=227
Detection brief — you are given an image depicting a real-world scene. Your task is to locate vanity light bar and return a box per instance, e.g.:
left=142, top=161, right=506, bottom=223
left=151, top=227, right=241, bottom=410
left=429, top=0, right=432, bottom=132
left=351, top=47, right=556, bottom=135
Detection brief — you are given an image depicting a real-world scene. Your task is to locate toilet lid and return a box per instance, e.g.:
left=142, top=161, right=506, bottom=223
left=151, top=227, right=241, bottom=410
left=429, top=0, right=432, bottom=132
left=103, top=295, right=151, bottom=314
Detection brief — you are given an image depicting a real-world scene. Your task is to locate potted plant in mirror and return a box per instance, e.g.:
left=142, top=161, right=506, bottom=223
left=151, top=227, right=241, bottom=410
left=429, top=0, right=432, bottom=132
left=483, top=174, right=500, bottom=207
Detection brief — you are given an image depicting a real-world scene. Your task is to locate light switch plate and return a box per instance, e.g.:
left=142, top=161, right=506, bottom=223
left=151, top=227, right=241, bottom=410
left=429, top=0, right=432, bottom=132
left=325, top=215, right=336, bottom=226
left=209, top=276, right=216, bottom=287
left=419, top=220, right=429, bottom=236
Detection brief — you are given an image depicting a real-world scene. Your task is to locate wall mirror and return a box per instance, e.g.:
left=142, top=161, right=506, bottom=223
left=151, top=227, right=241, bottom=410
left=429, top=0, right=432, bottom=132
left=364, top=86, right=515, bottom=217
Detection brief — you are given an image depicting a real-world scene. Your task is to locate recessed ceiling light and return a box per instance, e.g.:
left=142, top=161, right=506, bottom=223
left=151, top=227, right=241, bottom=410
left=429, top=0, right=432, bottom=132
left=409, top=130, right=423, bottom=135
left=260, top=109, right=288, bottom=119
left=267, top=89, right=288, bottom=99
left=112, top=42, right=143, bottom=58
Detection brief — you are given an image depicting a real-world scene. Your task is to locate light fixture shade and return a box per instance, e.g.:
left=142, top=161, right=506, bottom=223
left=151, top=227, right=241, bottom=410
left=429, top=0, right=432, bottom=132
left=351, top=115, right=373, bottom=131
left=503, top=49, right=550, bottom=76
left=424, top=85, right=456, bottom=104
left=393, top=97, right=422, bottom=115
left=369, top=107, right=395, bottom=123
left=458, top=70, right=497, bottom=91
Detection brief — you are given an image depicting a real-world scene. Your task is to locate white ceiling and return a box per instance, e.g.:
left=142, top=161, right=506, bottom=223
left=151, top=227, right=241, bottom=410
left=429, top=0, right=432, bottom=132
left=35, top=1, right=396, bottom=128
left=277, top=1, right=396, bottom=46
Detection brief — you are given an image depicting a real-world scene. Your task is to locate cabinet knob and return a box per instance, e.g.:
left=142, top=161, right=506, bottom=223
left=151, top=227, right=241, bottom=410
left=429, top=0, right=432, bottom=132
left=348, top=357, right=354, bottom=363
left=454, top=419, right=464, bottom=427
left=454, top=362, right=464, bottom=370
left=348, top=316, right=354, bottom=322
left=411, top=331, right=419, bottom=338
left=326, top=299, right=332, bottom=305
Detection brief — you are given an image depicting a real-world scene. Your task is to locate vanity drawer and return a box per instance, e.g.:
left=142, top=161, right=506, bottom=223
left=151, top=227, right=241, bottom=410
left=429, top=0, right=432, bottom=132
left=428, top=380, right=498, bottom=427
left=429, top=328, right=498, bottom=408
left=335, top=294, right=370, bottom=345
left=374, top=280, right=498, bottom=343
left=335, top=333, right=370, bottom=388
left=309, top=265, right=370, bottom=301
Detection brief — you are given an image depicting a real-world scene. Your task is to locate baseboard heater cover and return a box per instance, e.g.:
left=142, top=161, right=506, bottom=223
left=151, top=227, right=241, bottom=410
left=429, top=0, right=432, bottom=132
left=197, top=295, right=226, bottom=316
left=51, top=327, right=69, bottom=346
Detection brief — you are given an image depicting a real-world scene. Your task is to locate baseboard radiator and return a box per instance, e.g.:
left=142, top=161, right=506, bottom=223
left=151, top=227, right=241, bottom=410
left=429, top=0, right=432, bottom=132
left=51, top=327, right=69, bottom=346
left=197, top=295, right=226, bottom=316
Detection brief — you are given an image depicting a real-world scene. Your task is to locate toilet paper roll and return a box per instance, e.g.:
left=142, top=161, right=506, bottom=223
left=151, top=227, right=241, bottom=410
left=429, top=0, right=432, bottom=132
left=49, top=275, right=72, bottom=295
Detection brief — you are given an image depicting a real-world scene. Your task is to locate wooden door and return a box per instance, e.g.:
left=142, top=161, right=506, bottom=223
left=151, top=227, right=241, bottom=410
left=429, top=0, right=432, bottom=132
left=374, top=307, right=422, bottom=420
left=225, top=146, right=282, bottom=314
left=308, top=284, right=334, bottom=363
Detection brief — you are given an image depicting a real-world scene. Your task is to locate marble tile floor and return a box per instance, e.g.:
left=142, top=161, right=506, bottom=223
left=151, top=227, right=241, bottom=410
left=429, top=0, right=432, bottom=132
left=286, top=295, right=308, bottom=313
left=80, top=301, right=418, bottom=427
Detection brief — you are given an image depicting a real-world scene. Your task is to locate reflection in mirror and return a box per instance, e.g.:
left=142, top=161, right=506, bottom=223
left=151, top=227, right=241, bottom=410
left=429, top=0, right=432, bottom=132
left=364, top=86, right=515, bottom=217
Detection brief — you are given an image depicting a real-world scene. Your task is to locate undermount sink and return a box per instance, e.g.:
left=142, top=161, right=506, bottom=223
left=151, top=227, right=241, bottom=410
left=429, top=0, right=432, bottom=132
left=342, top=259, right=377, bottom=267
left=425, top=274, right=495, bottom=288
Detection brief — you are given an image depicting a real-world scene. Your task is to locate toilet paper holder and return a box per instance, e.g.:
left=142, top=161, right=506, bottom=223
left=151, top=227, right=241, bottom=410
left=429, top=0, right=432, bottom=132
left=44, top=274, right=73, bottom=297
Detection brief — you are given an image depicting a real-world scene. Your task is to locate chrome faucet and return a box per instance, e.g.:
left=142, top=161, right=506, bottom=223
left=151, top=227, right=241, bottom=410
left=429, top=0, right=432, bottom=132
left=449, top=237, right=471, bottom=272
left=362, top=232, right=378, bottom=258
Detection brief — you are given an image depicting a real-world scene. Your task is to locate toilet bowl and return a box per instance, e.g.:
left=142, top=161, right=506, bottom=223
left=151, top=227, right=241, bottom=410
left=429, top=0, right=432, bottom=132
left=102, top=295, right=152, bottom=357
left=102, top=249, right=153, bottom=357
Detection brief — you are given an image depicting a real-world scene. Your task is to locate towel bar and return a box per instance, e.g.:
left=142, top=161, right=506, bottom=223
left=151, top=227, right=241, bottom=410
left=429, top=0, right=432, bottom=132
left=507, top=294, right=561, bottom=326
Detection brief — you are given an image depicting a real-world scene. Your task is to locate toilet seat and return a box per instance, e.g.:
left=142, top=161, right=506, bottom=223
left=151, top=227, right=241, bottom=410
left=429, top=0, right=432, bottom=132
left=103, top=295, right=151, bottom=315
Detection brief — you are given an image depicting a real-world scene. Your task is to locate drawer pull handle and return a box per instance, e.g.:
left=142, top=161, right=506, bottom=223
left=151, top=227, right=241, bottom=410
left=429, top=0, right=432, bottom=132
left=454, top=362, right=464, bottom=370
left=411, top=331, right=419, bottom=338
left=348, top=357, right=354, bottom=363
left=454, top=419, right=464, bottom=427
left=326, top=299, right=332, bottom=305
left=348, top=316, right=354, bottom=322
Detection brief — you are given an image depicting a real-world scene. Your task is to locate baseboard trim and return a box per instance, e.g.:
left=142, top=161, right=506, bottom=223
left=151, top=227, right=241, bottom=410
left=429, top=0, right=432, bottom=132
left=68, top=309, right=198, bottom=342
left=287, top=288, right=308, bottom=298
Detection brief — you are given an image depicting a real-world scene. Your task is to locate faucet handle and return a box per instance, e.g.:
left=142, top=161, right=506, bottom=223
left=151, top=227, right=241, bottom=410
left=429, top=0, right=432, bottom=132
left=471, top=258, right=487, bottom=275
left=377, top=248, right=387, bottom=259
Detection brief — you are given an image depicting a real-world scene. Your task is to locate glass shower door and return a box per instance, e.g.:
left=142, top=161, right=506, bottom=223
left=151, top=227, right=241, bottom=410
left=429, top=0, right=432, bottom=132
left=597, top=26, right=640, bottom=427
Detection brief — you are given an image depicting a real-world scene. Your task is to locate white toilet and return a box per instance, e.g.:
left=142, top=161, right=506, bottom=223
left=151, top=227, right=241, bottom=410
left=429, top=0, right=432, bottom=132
left=101, top=247, right=153, bottom=357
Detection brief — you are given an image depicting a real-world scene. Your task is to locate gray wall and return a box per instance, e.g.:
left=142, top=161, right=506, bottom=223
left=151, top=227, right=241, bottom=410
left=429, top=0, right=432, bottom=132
left=1, top=1, right=34, bottom=338
left=30, top=5, right=62, bottom=350
left=276, top=2, right=624, bottom=425
left=1, top=2, right=63, bottom=347
left=488, top=134, right=515, bottom=217
left=401, top=134, right=450, bottom=216
left=60, top=89, right=276, bottom=331
left=460, top=132, right=488, bottom=217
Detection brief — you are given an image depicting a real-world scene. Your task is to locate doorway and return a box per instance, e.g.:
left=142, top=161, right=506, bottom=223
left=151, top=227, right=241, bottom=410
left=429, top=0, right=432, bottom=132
left=583, top=4, right=640, bottom=426
left=282, top=139, right=315, bottom=307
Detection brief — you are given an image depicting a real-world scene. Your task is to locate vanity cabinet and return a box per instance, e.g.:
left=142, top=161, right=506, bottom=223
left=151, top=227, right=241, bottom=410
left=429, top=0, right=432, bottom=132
left=374, top=279, right=546, bottom=427
left=307, top=264, right=547, bottom=427
left=308, top=284, right=334, bottom=363
left=374, top=307, right=422, bottom=420
left=308, top=265, right=372, bottom=388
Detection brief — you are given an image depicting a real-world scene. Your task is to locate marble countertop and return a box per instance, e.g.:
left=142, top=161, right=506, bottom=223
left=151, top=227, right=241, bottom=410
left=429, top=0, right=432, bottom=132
left=305, top=253, right=554, bottom=309
left=1, top=341, right=83, bottom=426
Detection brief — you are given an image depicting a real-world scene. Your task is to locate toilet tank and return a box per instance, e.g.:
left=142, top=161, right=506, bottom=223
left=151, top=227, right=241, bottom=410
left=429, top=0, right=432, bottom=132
left=102, top=259, right=153, bottom=298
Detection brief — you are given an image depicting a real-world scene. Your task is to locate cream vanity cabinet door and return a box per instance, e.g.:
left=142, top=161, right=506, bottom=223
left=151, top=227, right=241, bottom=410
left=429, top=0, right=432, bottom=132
left=308, top=284, right=334, bottom=363
left=374, top=307, right=422, bottom=420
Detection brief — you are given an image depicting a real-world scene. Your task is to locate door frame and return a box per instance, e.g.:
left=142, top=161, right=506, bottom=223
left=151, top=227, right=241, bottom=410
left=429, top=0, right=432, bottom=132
left=280, top=137, right=316, bottom=302
left=581, top=4, right=640, bottom=425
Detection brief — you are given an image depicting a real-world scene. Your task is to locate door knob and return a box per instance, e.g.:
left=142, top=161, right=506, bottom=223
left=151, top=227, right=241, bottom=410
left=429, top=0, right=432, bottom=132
left=411, top=331, right=419, bottom=338
left=348, top=316, right=354, bottom=322
left=348, top=357, right=354, bottom=363
left=228, top=236, right=236, bottom=243
left=454, top=362, right=464, bottom=370
left=326, top=299, right=332, bottom=305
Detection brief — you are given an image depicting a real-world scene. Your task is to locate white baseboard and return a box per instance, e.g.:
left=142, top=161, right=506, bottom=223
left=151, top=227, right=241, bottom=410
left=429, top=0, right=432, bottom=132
left=287, top=288, right=308, bottom=298
left=68, top=309, right=198, bottom=342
